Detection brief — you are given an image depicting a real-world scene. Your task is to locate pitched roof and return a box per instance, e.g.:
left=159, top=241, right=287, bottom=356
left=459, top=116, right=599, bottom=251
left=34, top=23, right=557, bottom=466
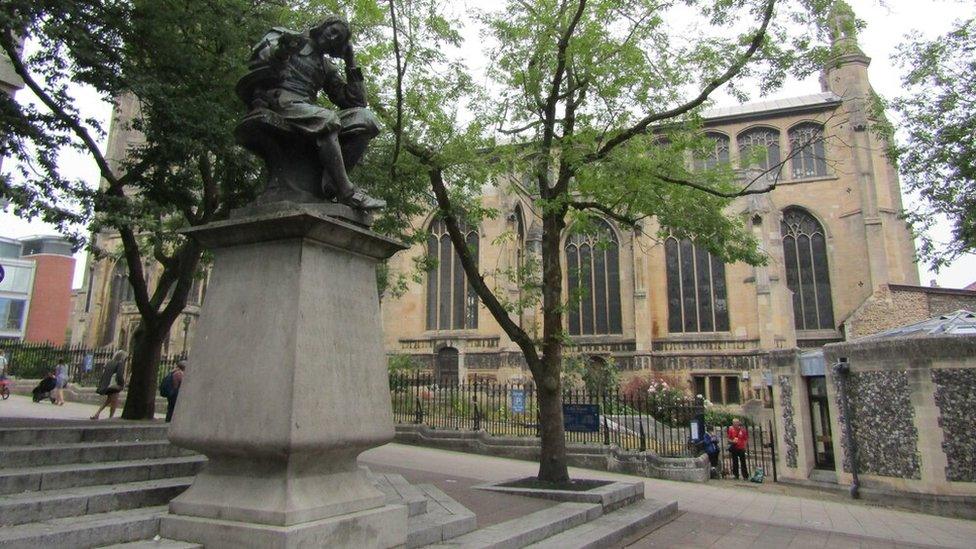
left=860, top=310, right=976, bottom=339
left=703, top=92, right=843, bottom=124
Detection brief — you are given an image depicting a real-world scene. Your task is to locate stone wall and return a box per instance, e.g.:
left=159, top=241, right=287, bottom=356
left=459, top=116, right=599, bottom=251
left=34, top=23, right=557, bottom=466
left=931, top=368, right=976, bottom=482
left=778, top=375, right=798, bottom=468
left=841, top=369, right=921, bottom=479
left=845, top=284, right=976, bottom=339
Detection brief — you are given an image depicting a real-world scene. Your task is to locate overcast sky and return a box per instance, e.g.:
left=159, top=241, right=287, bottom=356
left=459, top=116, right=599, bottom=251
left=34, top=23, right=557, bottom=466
left=1, top=0, right=974, bottom=290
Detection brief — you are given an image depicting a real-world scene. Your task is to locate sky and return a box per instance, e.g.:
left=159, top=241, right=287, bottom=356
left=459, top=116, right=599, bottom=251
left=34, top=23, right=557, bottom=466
left=1, top=0, right=975, bottom=290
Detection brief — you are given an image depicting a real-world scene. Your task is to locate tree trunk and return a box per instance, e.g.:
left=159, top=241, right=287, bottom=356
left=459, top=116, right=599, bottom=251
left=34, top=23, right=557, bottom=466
left=536, top=207, right=570, bottom=482
left=121, top=320, right=167, bottom=419
left=536, top=360, right=569, bottom=482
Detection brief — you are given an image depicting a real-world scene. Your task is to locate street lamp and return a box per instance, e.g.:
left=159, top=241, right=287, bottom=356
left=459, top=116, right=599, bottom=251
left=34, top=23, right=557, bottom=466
left=181, top=315, right=192, bottom=357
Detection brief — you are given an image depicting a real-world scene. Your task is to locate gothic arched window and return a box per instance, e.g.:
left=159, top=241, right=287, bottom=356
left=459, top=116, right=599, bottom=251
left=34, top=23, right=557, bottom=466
left=426, top=219, right=479, bottom=330
left=665, top=236, right=730, bottom=333
left=565, top=219, right=622, bottom=335
left=737, top=127, right=781, bottom=171
left=101, top=260, right=134, bottom=346
left=788, top=123, right=827, bottom=179
left=781, top=208, right=834, bottom=330
left=693, top=132, right=730, bottom=171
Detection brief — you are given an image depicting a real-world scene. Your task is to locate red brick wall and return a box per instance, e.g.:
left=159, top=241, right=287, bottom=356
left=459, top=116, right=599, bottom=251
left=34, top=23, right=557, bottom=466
left=24, top=254, right=75, bottom=344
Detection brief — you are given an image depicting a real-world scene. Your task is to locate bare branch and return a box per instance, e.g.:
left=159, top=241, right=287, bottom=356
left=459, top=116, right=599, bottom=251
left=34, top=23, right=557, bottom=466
left=569, top=200, right=638, bottom=227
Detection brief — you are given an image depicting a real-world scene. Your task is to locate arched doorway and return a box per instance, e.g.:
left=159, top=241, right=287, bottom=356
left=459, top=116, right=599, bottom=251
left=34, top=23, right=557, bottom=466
left=436, top=347, right=459, bottom=386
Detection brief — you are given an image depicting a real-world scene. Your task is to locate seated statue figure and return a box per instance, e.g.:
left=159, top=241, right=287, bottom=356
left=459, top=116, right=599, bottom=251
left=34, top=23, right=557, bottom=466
left=235, top=16, right=385, bottom=210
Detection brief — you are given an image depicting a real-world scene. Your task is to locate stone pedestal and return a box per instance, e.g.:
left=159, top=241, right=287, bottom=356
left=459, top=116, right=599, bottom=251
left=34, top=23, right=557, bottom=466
left=162, top=203, right=407, bottom=548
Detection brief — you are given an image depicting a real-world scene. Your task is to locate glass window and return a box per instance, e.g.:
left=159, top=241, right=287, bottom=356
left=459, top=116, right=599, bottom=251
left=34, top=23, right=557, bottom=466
left=693, top=132, right=730, bottom=171
left=789, top=123, right=828, bottom=178
left=693, top=376, right=707, bottom=399
left=0, top=297, right=27, bottom=331
left=709, top=376, right=723, bottom=403
left=737, top=127, right=781, bottom=171
left=565, top=219, right=622, bottom=335
left=724, top=376, right=741, bottom=404
left=781, top=208, right=835, bottom=330
left=426, top=219, right=479, bottom=330
left=664, top=236, right=730, bottom=333
left=0, top=264, right=34, bottom=293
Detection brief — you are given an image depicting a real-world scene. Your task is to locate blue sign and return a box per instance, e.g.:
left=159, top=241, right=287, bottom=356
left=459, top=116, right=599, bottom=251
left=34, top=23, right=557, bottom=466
left=83, top=354, right=94, bottom=372
left=0, top=264, right=4, bottom=284
left=510, top=389, right=526, bottom=413
left=563, top=404, right=600, bottom=433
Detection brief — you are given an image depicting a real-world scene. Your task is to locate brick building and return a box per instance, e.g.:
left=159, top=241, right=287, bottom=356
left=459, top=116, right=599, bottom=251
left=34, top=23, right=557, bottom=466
left=0, top=235, right=75, bottom=344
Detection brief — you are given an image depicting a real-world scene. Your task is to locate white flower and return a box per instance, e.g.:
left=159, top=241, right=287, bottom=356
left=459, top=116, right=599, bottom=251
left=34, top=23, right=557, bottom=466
left=648, top=386, right=656, bottom=393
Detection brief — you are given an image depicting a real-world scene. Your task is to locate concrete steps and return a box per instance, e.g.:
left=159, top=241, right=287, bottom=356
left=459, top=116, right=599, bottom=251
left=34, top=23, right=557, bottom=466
left=0, top=455, right=206, bottom=495
left=425, top=502, right=599, bottom=548
left=0, top=477, right=194, bottom=527
left=0, top=440, right=194, bottom=468
left=408, top=484, right=477, bottom=548
left=526, top=499, right=679, bottom=548
left=0, top=423, right=201, bottom=548
left=0, top=505, right=166, bottom=549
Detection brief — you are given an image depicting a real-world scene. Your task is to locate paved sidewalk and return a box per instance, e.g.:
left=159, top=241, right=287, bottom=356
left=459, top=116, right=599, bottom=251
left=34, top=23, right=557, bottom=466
left=0, top=393, right=165, bottom=420
left=361, top=444, right=976, bottom=548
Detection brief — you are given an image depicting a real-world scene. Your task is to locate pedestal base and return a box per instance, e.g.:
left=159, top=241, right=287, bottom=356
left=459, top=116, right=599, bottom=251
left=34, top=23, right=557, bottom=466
left=161, top=504, right=407, bottom=549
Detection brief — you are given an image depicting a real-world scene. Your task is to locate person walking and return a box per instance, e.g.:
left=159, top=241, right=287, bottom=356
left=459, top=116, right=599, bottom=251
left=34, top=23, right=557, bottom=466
left=162, top=360, right=186, bottom=423
left=728, top=418, right=750, bottom=480
left=702, top=427, right=721, bottom=479
left=53, top=358, right=69, bottom=406
left=91, top=350, right=127, bottom=420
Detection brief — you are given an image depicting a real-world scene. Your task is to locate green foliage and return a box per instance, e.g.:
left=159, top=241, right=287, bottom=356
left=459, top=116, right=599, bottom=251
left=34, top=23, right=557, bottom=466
left=704, top=408, right=752, bottom=428
left=562, top=355, right=619, bottom=395
left=388, top=353, right=421, bottom=374
left=887, top=17, right=976, bottom=270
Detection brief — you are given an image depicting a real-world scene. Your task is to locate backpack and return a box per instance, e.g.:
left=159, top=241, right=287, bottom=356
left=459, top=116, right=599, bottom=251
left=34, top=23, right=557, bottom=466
left=159, top=371, right=176, bottom=398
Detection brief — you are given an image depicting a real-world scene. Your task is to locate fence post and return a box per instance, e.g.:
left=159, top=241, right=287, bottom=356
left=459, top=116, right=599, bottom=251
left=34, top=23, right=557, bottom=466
left=414, top=396, right=423, bottom=424
left=767, top=419, right=778, bottom=483
left=639, top=421, right=646, bottom=453
left=603, top=416, right=610, bottom=446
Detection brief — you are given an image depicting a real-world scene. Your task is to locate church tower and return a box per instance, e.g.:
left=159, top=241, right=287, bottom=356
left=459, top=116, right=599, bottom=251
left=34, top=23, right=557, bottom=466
left=821, top=0, right=919, bottom=289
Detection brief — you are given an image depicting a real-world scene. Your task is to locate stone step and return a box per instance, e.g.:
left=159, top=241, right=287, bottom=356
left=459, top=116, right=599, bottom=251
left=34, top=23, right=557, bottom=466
left=99, top=537, right=202, bottom=548
left=0, top=505, right=166, bottom=549
left=424, top=501, right=599, bottom=549
left=372, top=472, right=428, bottom=517
left=0, top=456, right=206, bottom=495
left=0, top=424, right=169, bottom=447
left=525, top=499, right=679, bottom=548
left=0, top=440, right=194, bottom=468
left=0, top=477, right=193, bottom=527
left=408, top=483, right=477, bottom=548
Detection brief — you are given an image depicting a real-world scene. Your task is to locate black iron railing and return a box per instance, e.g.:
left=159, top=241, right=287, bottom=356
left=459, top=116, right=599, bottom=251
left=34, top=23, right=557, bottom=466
left=0, top=341, right=183, bottom=387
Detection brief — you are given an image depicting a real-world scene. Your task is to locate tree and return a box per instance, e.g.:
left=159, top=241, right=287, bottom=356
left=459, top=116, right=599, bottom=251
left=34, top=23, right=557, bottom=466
left=889, top=17, right=976, bottom=270
left=0, top=0, right=281, bottom=418
left=365, top=0, right=837, bottom=481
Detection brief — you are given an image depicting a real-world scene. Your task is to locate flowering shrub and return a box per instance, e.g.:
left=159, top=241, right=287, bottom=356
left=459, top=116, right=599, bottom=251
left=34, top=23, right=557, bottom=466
left=620, top=373, right=707, bottom=425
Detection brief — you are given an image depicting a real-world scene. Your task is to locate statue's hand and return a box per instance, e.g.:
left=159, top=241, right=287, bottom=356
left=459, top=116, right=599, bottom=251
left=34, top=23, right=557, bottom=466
left=343, top=43, right=356, bottom=66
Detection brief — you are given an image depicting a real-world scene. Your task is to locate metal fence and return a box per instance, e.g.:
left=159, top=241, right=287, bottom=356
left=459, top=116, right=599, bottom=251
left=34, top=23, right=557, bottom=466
left=390, top=372, right=776, bottom=480
left=0, top=341, right=183, bottom=387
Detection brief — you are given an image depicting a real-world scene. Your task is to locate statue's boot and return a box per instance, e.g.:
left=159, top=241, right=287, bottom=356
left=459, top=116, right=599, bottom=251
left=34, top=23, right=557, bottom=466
left=344, top=189, right=386, bottom=210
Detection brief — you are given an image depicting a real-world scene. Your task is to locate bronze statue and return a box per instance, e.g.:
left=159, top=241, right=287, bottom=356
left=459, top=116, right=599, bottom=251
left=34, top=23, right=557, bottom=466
left=236, top=16, right=385, bottom=210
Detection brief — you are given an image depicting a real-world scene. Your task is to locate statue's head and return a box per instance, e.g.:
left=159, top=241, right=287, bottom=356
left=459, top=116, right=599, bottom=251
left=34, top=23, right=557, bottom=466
left=310, top=16, right=350, bottom=57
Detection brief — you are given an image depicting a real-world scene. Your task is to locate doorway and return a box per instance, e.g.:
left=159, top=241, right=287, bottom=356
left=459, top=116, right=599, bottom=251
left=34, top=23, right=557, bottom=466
left=806, top=375, right=834, bottom=470
left=436, top=347, right=459, bottom=386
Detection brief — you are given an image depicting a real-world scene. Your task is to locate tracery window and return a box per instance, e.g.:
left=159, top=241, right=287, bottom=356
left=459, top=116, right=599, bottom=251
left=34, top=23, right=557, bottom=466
left=665, top=236, right=730, bottom=333
left=100, top=260, right=134, bottom=346
left=426, top=219, right=479, bottom=330
left=789, top=123, right=828, bottom=179
left=781, top=208, right=834, bottom=331
left=565, top=219, right=622, bottom=335
left=737, top=127, right=781, bottom=171
left=693, top=132, right=731, bottom=171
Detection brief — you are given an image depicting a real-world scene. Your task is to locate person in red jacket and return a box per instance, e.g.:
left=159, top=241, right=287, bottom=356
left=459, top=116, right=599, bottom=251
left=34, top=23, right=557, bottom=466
left=727, top=418, right=749, bottom=480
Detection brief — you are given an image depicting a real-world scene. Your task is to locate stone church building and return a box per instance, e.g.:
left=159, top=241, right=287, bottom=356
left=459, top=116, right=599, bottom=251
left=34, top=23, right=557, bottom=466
left=73, top=17, right=921, bottom=409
